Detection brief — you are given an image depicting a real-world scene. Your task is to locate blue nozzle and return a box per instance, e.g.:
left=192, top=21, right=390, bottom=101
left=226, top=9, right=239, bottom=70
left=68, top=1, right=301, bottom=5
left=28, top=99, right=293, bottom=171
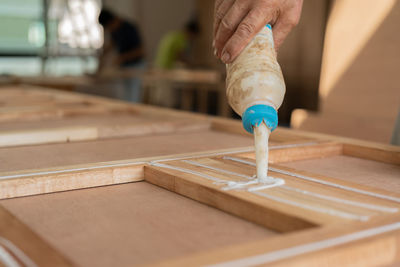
left=242, top=104, right=278, bottom=134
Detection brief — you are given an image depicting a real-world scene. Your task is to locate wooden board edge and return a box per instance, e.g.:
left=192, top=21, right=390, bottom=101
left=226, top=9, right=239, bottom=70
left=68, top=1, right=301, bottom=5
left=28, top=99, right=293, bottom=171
left=0, top=165, right=144, bottom=200
left=239, top=142, right=343, bottom=163
left=268, top=164, right=400, bottom=201
left=150, top=216, right=400, bottom=267
left=0, top=205, right=75, bottom=266
left=144, top=166, right=318, bottom=232
left=343, top=143, right=400, bottom=165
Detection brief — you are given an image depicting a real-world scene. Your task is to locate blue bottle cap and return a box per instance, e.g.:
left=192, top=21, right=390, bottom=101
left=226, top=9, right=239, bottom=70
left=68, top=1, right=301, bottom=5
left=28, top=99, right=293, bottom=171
left=242, top=104, right=278, bottom=134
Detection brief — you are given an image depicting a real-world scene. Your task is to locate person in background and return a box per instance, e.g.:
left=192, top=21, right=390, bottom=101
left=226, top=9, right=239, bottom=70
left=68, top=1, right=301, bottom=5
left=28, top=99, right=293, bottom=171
left=155, top=20, right=200, bottom=69
left=98, top=8, right=145, bottom=102
left=151, top=20, right=200, bottom=107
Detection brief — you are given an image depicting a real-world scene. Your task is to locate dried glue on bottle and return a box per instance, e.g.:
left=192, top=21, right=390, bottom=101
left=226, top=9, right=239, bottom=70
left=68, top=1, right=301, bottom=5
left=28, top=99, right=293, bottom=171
left=226, top=24, right=285, bottom=183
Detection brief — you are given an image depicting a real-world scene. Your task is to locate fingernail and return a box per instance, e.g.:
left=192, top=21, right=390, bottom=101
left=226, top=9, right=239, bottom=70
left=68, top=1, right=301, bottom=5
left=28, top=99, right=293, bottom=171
left=213, top=48, right=217, bottom=57
left=221, top=52, right=230, bottom=63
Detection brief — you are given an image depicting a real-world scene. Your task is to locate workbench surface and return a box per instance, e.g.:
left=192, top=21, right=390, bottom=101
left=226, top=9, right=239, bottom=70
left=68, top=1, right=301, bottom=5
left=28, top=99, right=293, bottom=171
left=0, top=85, right=399, bottom=267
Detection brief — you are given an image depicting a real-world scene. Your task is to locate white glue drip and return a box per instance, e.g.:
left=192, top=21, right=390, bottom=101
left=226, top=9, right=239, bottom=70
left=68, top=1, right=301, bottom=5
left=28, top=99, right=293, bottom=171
left=253, top=122, right=272, bottom=183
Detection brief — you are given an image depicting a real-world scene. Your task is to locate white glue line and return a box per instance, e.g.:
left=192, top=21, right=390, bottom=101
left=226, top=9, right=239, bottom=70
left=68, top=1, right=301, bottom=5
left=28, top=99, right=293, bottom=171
left=247, top=181, right=285, bottom=191
left=182, top=160, right=254, bottom=180
left=223, top=156, right=400, bottom=203
left=151, top=141, right=318, bottom=164
left=151, top=162, right=228, bottom=184
left=0, top=246, right=20, bottom=267
left=0, top=237, right=37, bottom=267
left=253, top=191, right=368, bottom=221
left=269, top=141, right=319, bottom=150
left=154, top=161, right=368, bottom=221
left=282, top=186, right=398, bottom=213
left=0, top=161, right=146, bottom=180
left=221, top=180, right=258, bottom=191
left=208, top=221, right=400, bottom=267
left=151, top=147, right=255, bottom=163
left=185, top=159, right=396, bottom=214
left=0, top=142, right=318, bottom=181
left=182, top=160, right=284, bottom=191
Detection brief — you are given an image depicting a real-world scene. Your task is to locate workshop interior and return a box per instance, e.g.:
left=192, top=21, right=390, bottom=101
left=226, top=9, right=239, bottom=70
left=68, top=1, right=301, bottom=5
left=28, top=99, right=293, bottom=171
left=0, top=0, right=399, bottom=266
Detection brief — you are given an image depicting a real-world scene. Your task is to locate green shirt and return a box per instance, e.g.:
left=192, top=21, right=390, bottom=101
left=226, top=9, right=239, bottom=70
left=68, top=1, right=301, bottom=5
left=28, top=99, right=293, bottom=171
left=155, top=31, right=187, bottom=69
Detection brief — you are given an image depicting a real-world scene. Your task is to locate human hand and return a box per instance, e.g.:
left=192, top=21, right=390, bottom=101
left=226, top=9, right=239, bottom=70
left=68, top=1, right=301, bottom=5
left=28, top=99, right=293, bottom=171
left=213, top=0, right=303, bottom=63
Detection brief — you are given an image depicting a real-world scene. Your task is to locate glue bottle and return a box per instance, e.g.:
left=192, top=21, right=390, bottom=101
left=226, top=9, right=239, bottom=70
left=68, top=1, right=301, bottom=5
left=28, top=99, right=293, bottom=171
left=226, top=24, right=285, bottom=182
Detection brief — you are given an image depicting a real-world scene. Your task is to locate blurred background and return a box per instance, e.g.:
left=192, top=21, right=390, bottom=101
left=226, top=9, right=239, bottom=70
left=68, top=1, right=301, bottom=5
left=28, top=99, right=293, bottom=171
left=0, top=0, right=399, bottom=144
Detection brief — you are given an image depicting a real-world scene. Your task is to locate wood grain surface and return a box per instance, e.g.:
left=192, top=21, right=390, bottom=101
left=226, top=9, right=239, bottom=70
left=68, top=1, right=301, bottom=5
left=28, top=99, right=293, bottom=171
left=1, top=182, right=277, bottom=267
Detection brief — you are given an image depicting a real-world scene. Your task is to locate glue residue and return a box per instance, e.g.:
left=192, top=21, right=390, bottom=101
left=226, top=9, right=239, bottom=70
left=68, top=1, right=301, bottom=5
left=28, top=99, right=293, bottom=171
left=221, top=176, right=284, bottom=191
left=182, top=159, right=284, bottom=192
left=218, top=121, right=286, bottom=192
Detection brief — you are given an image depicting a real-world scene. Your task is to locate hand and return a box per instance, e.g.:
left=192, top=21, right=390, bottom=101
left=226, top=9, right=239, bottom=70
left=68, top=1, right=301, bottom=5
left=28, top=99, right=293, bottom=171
left=213, top=0, right=303, bottom=63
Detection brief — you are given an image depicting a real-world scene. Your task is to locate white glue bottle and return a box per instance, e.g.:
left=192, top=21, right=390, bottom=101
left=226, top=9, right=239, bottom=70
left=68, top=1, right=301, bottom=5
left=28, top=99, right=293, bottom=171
left=226, top=24, right=285, bottom=182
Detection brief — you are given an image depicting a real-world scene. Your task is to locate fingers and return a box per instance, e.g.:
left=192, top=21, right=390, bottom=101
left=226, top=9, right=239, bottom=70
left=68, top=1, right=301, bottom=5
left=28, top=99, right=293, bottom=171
left=213, top=0, right=303, bottom=61
left=220, top=8, right=273, bottom=63
left=213, top=0, right=235, bottom=41
left=272, top=0, right=303, bottom=51
left=213, top=0, right=225, bottom=37
left=214, top=0, right=250, bottom=58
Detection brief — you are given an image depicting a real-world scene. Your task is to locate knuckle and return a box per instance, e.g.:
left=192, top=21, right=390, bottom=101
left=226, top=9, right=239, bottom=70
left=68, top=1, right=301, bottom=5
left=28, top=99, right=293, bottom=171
left=237, top=22, right=255, bottom=37
left=220, top=18, right=235, bottom=31
left=215, top=10, right=225, bottom=21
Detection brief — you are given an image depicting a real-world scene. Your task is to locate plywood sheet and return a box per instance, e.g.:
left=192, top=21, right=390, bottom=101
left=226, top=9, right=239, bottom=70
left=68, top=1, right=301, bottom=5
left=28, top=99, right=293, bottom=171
left=1, top=182, right=277, bottom=267
left=0, top=113, right=211, bottom=144
left=281, top=155, right=400, bottom=193
left=0, top=114, right=161, bottom=131
left=0, top=130, right=252, bottom=173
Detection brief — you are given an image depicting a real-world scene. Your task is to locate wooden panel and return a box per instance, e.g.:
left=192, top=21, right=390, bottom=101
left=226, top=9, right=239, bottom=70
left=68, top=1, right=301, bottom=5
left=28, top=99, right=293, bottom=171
left=142, top=143, right=400, bottom=266
left=145, top=149, right=400, bottom=230
left=281, top=155, right=400, bottom=193
left=1, top=85, right=399, bottom=266
left=0, top=130, right=253, bottom=173
left=154, top=215, right=400, bottom=267
left=0, top=86, right=214, bottom=147
left=0, top=142, right=327, bottom=200
left=0, top=86, right=128, bottom=123
left=0, top=86, right=316, bottom=199
left=0, top=116, right=211, bottom=148
left=0, top=206, right=73, bottom=267
left=1, top=182, right=277, bottom=267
